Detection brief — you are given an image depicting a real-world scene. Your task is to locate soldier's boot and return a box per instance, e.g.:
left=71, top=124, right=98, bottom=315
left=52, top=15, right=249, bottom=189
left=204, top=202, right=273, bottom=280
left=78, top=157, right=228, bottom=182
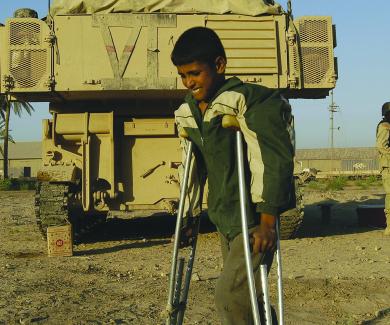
left=384, top=209, right=390, bottom=236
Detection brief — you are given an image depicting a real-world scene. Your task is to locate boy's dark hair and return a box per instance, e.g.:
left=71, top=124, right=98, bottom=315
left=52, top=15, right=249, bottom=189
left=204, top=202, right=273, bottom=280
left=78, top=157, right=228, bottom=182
left=171, top=27, right=226, bottom=66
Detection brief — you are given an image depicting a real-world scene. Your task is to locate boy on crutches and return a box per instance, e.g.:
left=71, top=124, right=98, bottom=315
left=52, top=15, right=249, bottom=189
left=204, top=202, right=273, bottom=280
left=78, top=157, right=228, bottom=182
left=170, top=27, right=294, bottom=325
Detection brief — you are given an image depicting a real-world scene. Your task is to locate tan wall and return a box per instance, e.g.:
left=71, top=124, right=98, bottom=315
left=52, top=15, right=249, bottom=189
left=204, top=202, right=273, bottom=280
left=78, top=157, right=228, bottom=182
left=297, top=159, right=342, bottom=172
left=296, top=158, right=379, bottom=172
left=0, top=159, right=41, bottom=178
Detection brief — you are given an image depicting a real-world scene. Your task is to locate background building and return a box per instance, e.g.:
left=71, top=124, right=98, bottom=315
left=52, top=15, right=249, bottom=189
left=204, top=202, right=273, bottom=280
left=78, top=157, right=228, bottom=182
left=295, top=147, right=379, bottom=175
left=0, top=142, right=42, bottom=178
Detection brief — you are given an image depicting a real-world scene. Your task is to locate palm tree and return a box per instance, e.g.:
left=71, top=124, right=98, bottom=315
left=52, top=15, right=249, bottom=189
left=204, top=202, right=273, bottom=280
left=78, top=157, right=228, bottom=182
left=0, top=120, right=14, bottom=156
left=0, top=119, right=15, bottom=153
left=0, top=95, right=34, bottom=179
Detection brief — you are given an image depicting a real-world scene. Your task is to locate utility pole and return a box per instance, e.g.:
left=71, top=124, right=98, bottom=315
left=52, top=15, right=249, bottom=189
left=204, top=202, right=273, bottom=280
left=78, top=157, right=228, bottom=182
left=329, top=90, right=339, bottom=172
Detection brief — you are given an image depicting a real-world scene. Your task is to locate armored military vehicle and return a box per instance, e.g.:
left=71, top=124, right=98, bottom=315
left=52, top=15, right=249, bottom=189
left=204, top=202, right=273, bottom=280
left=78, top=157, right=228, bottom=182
left=0, top=0, right=337, bottom=239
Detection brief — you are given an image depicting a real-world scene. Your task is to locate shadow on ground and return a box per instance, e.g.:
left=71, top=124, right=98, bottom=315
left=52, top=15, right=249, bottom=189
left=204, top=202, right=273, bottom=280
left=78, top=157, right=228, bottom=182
left=295, top=191, right=386, bottom=238
left=79, top=189, right=387, bottom=244
left=79, top=212, right=216, bottom=245
left=361, top=307, right=390, bottom=324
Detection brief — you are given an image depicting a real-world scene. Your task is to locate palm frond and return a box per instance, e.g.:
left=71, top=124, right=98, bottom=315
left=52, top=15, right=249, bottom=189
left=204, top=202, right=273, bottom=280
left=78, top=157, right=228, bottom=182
left=11, top=101, right=34, bottom=117
left=0, top=95, right=6, bottom=116
left=0, top=129, right=15, bottom=143
left=0, top=117, right=15, bottom=143
left=0, top=95, right=34, bottom=118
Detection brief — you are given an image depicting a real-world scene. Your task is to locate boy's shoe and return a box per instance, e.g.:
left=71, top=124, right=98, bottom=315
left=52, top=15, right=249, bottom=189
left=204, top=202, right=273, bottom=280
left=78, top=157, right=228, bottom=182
left=384, top=226, right=390, bottom=236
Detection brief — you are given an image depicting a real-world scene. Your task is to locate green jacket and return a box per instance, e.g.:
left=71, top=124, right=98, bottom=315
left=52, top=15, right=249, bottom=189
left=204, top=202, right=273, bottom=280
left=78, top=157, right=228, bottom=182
left=175, top=77, right=294, bottom=240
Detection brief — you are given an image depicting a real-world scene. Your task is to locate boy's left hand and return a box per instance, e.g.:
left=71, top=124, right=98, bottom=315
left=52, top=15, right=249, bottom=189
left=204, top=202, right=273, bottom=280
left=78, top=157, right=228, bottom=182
left=251, top=213, right=277, bottom=254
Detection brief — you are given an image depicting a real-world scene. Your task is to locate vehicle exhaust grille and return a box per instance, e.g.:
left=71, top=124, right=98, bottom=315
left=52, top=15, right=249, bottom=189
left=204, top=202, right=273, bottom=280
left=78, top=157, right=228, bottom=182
left=10, top=49, right=47, bottom=88
left=7, top=19, right=49, bottom=90
left=10, top=21, right=41, bottom=46
left=294, top=17, right=336, bottom=89
left=298, top=19, right=328, bottom=43
left=301, top=47, right=330, bottom=84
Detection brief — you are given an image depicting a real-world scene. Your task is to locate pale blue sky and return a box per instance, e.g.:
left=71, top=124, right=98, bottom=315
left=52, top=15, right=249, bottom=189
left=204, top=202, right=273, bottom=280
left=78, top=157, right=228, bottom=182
left=1, top=1, right=389, bottom=148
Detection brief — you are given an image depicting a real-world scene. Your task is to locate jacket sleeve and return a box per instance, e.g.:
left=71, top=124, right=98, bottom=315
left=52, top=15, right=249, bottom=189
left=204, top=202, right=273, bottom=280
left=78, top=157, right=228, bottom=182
left=237, top=89, right=294, bottom=216
left=177, top=136, right=205, bottom=219
left=175, top=105, right=206, bottom=220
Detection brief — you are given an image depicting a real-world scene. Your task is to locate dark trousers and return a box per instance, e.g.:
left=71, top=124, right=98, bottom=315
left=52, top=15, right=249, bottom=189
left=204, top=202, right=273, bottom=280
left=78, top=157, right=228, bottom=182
left=215, top=228, right=278, bottom=325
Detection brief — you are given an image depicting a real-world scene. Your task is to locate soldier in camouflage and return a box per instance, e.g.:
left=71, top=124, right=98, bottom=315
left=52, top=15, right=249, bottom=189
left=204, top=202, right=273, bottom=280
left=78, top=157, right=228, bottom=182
left=376, top=102, right=390, bottom=236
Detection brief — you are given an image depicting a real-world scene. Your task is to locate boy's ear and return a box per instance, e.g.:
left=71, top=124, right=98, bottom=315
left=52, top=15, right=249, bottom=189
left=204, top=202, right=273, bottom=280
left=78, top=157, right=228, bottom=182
left=215, top=56, right=226, bottom=74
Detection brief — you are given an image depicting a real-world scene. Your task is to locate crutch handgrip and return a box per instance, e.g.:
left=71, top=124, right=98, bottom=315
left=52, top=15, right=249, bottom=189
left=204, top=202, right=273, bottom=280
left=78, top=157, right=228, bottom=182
left=222, top=115, right=240, bottom=131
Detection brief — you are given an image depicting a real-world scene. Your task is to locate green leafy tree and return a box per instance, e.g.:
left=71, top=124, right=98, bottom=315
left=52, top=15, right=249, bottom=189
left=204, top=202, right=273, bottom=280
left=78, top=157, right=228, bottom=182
left=0, top=95, right=34, bottom=178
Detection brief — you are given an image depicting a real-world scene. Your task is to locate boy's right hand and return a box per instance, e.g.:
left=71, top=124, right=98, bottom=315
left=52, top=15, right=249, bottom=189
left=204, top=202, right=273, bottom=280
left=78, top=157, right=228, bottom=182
left=251, top=213, right=277, bottom=254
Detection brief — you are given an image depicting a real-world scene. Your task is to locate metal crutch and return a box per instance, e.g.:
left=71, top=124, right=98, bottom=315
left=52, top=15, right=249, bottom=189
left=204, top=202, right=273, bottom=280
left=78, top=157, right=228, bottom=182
left=275, top=217, right=285, bottom=325
left=175, top=215, right=201, bottom=325
left=222, top=115, right=285, bottom=325
left=258, top=218, right=285, bottom=325
left=165, top=136, right=200, bottom=325
left=259, top=211, right=285, bottom=325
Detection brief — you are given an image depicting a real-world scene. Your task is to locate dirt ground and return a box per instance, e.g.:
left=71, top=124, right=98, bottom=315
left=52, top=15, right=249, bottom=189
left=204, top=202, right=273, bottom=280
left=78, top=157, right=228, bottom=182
left=0, top=187, right=389, bottom=325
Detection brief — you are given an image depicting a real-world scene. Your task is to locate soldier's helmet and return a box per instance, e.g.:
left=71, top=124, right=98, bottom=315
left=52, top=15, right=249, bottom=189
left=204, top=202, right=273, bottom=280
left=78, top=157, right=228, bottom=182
left=13, top=8, right=38, bottom=18
left=382, top=102, right=390, bottom=116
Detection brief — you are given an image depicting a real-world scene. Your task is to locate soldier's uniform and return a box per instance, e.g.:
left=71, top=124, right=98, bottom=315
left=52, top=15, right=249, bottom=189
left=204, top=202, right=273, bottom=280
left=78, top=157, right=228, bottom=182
left=376, top=102, right=390, bottom=235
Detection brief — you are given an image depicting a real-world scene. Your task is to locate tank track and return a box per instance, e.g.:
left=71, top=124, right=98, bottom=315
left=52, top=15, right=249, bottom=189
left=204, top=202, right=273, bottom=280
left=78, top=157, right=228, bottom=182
left=279, top=179, right=304, bottom=240
left=35, top=182, right=107, bottom=240
left=279, top=208, right=304, bottom=240
left=35, top=182, right=73, bottom=238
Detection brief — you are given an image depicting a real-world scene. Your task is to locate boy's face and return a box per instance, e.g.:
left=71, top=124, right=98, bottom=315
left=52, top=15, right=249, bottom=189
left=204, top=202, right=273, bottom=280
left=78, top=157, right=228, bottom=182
left=176, top=57, right=226, bottom=103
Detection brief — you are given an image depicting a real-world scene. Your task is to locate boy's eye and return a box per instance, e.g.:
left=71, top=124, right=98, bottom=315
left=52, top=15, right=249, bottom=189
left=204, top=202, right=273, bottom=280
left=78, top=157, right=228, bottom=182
left=178, top=70, right=201, bottom=79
